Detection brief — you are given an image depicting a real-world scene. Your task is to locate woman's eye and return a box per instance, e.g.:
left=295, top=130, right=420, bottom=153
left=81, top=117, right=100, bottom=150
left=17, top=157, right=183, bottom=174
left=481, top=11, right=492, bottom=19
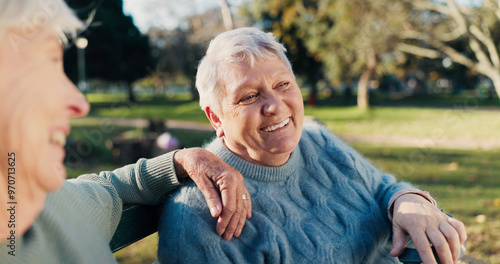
left=239, top=94, right=258, bottom=104
left=277, top=82, right=289, bottom=89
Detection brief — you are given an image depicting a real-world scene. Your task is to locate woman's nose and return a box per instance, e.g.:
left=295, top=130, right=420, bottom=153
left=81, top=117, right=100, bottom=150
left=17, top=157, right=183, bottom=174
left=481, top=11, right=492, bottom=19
left=261, top=93, right=283, bottom=116
left=65, top=78, right=90, bottom=118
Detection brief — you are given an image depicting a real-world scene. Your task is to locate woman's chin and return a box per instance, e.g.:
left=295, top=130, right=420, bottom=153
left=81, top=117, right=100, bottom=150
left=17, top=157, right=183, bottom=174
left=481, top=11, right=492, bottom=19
left=254, top=144, right=297, bottom=166
left=266, top=136, right=300, bottom=155
left=39, top=145, right=68, bottom=191
left=40, top=162, right=66, bottom=190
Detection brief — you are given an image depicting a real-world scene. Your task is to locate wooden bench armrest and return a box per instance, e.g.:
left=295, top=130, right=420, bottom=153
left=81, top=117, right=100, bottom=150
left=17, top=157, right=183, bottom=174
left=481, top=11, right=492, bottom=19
left=110, top=204, right=162, bottom=253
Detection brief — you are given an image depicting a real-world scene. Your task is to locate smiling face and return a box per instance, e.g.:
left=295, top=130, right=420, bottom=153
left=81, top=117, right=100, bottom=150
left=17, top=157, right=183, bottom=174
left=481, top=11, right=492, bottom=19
left=206, top=58, right=304, bottom=166
left=0, top=28, right=90, bottom=193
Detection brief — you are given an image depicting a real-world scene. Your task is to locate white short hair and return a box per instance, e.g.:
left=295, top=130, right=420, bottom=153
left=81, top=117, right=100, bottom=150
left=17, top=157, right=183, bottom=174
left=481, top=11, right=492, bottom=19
left=196, top=27, right=293, bottom=116
left=0, top=0, right=83, bottom=43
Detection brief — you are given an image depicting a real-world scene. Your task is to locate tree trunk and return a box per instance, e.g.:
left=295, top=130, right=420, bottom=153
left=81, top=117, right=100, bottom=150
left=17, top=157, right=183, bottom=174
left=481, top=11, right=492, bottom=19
left=155, top=83, right=163, bottom=95
left=357, top=49, right=376, bottom=109
left=190, top=83, right=199, bottom=101
left=489, top=73, right=500, bottom=99
left=128, top=82, right=137, bottom=103
left=307, top=82, right=318, bottom=106
left=357, top=69, right=371, bottom=109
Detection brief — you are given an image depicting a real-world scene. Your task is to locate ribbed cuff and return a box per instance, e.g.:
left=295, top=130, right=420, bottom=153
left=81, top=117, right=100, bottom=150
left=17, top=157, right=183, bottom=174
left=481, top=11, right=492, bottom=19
left=388, top=189, right=437, bottom=221
left=141, top=150, right=181, bottom=199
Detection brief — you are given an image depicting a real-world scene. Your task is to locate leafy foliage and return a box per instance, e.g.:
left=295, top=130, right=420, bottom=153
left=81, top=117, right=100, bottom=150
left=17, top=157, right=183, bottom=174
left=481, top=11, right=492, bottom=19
left=243, top=0, right=411, bottom=107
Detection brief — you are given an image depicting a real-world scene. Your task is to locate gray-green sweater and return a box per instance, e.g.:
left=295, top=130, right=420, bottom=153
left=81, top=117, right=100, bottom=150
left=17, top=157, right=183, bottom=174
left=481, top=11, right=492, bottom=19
left=158, top=124, right=412, bottom=263
left=0, top=152, right=179, bottom=264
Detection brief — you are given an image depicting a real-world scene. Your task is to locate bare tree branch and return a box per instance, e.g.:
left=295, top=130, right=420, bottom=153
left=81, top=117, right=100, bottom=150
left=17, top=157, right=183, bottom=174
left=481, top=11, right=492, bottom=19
left=410, top=1, right=466, bottom=42
left=400, top=27, right=462, bottom=45
left=468, top=37, right=494, bottom=70
left=469, top=24, right=500, bottom=69
left=438, top=26, right=467, bottom=42
left=495, top=0, right=500, bottom=21
left=446, top=0, right=468, bottom=34
left=484, top=0, right=500, bottom=21
left=399, top=30, right=425, bottom=41
left=412, top=1, right=450, bottom=15
left=396, top=43, right=442, bottom=59
left=218, top=0, right=233, bottom=30
left=411, top=0, right=473, bottom=16
left=427, top=38, right=477, bottom=69
left=405, top=0, right=500, bottom=97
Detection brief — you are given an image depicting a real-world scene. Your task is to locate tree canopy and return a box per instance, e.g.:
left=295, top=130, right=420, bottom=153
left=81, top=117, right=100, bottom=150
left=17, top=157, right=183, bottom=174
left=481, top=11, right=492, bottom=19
left=244, top=0, right=411, bottom=108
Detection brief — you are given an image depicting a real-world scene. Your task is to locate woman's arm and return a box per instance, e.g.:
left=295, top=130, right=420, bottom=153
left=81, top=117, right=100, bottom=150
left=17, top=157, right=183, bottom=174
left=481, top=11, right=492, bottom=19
left=75, top=148, right=251, bottom=240
left=313, top=124, right=466, bottom=264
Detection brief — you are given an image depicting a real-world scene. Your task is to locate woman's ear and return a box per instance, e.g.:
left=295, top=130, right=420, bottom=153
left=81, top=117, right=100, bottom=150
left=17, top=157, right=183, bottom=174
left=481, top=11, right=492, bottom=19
left=205, top=107, right=224, bottom=138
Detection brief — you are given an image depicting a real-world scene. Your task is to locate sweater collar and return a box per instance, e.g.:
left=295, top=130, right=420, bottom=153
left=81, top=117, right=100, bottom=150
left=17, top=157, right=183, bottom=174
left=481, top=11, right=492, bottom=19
left=207, top=137, right=302, bottom=182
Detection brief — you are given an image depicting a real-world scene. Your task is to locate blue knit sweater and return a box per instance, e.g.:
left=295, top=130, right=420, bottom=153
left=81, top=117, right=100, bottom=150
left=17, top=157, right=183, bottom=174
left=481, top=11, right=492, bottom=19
left=158, top=124, right=412, bottom=263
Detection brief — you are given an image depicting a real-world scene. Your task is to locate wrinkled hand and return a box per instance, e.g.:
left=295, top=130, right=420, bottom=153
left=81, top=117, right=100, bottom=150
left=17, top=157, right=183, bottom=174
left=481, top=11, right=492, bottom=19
left=173, top=148, right=252, bottom=241
left=390, top=194, right=467, bottom=264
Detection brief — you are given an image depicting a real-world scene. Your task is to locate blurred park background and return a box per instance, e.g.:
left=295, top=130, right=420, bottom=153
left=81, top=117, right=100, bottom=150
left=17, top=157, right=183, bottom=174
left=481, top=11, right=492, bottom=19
left=63, top=0, right=499, bottom=263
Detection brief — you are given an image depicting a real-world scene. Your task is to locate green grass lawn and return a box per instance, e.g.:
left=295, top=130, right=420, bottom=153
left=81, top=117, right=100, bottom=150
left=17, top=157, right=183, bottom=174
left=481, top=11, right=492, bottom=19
left=66, top=93, right=500, bottom=263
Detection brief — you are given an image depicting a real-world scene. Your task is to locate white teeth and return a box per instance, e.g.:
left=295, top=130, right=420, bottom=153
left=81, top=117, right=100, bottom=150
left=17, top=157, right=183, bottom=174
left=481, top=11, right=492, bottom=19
left=49, top=131, right=66, bottom=147
left=264, top=118, right=290, bottom=132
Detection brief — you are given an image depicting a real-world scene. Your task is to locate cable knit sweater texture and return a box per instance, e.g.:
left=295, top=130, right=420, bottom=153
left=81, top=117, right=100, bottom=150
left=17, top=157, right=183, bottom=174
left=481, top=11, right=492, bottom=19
left=0, top=152, right=180, bottom=264
left=158, top=124, right=412, bottom=264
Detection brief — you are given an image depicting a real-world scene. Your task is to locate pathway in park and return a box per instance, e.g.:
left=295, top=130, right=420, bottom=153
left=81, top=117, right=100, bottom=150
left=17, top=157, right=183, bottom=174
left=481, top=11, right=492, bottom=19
left=338, top=134, right=500, bottom=150
left=73, top=116, right=500, bottom=150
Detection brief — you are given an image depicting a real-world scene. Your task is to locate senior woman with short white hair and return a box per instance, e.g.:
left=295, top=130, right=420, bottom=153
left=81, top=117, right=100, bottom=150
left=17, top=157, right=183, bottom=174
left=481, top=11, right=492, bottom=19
left=158, top=27, right=466, bottom=264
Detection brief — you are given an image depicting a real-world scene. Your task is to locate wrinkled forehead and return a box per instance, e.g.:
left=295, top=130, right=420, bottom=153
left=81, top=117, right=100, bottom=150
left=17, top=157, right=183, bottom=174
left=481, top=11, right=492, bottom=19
left=223, top=60, right=252, bottom=80
left=220, top=58, right=293, bottom=95
left=218, top=60, right=255, bottom=96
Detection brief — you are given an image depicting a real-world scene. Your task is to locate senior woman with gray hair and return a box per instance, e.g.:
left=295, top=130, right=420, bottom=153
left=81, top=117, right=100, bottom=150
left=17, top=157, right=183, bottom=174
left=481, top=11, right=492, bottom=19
left=158, top=27, right=466, bottom=264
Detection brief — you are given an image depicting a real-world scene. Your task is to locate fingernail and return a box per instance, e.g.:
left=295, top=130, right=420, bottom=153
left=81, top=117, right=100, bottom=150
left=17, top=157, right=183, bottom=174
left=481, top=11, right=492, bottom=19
left=225, top=233, right=233, bottom=241
left=218, top=227, right=225, bottom=236
left=210, top=207, right=217, bottom=217
left=235, top=229, right=242, bottom=237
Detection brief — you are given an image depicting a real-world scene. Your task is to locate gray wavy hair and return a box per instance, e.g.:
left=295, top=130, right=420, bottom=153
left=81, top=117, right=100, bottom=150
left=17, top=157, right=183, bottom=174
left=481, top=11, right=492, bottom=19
left=196, top=27, right=294, bottom=116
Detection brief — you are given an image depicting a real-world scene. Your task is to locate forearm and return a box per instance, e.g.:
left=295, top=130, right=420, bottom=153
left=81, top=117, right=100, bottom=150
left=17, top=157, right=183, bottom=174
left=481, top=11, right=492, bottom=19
left=78, top=151, right=181, bottom=205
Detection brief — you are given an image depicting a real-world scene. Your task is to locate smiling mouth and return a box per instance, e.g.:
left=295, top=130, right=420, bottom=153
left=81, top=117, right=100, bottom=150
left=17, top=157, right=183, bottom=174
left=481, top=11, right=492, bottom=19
left=261, top=117, right=291, bottom=132
left=49, top=131, right=66, bottom=147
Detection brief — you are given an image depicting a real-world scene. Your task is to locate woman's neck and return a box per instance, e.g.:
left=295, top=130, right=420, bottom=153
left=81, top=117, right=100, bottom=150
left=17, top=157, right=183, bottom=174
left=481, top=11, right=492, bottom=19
left=0, top=180, right=47, bottom=242
left=209, top=138, right=300, bottom=183
left=222, top=139, right=290, bottom=167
